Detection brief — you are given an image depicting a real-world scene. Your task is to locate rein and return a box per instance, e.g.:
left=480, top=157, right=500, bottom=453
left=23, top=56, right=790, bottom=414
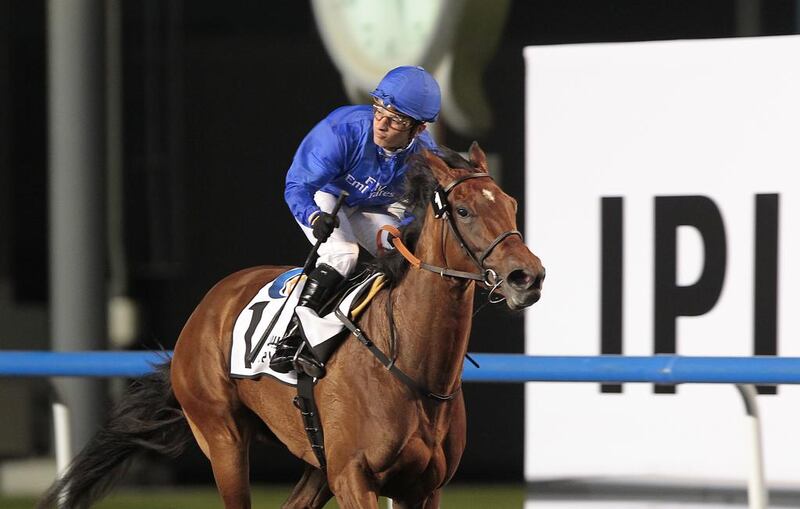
left=335, top=305, right=460, bottom=401
left=380, top=172, right=522, bottom=300
left=380, top=224, right=487, bottom=282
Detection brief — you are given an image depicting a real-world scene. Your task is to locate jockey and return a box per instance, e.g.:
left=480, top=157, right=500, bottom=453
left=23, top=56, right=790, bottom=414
left=270, top=65, right=441, bottom=374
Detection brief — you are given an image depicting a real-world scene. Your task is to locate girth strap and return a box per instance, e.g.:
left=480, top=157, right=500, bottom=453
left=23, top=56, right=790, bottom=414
left=334, top=306, right=461, bottom=402
left=293, top=373, right=327, bottom=469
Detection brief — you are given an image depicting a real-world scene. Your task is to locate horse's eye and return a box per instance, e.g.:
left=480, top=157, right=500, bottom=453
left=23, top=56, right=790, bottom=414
left=456, top=207, right=470, bottom=217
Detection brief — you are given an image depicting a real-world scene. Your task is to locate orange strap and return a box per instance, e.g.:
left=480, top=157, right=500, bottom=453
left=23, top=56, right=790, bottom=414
left=378, top=225, right=421, bottom=269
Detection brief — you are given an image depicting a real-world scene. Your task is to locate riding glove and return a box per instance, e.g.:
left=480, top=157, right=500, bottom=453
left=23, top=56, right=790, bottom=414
left=311, top=212, right=339, bottom=241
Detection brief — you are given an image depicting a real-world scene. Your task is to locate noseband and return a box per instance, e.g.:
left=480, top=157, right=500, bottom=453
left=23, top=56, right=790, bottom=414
left=382, top=172, right=522, bottom=299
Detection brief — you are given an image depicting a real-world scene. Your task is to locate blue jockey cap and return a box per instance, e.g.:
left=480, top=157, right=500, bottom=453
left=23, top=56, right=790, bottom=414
left=370, top=66, right=441, bottom=123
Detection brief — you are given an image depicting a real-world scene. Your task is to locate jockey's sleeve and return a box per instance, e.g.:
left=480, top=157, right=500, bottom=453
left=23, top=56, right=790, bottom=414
left=285, top=118, right=347, bottom=227
left=398, top=214, right=415, bottom=228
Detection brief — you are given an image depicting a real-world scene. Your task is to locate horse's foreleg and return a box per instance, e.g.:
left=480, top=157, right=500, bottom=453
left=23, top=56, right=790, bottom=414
left=282, top=465, right=332, bottom=509
left=391, top=489, right=441, bottom=509
left=423, top=489, right=441, bottom=509
left=329, top=461, right=381, bottom=509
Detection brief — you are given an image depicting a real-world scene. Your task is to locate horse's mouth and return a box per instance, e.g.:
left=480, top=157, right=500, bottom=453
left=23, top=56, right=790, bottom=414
left=505, top=288, right=541, bottom=310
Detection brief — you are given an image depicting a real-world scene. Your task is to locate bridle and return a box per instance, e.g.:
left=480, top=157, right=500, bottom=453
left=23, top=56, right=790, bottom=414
left=342, top=171, right=522, bottom=402
left=381, top=172, right=522, bottom=302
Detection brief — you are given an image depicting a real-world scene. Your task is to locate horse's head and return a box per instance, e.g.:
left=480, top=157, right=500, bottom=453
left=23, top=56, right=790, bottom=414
left=420, top=143, right=545, bottom=310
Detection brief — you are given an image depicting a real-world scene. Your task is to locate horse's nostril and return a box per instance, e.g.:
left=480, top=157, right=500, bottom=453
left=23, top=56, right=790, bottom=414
left=506, top=268, right=545, bottom=291
left=507, top=269, right=534, bottom=290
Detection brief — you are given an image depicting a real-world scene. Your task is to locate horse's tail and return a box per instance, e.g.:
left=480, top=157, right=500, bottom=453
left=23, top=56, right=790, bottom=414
left=37, top=360, right=192, bottom=508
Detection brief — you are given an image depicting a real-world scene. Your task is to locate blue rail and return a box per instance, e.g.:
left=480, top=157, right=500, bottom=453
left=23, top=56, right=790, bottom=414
left=1, top=351, right=800, bottom=384
left=465, top=354, right=800, bottom=384
left=0, top=351, right=173, bottom=377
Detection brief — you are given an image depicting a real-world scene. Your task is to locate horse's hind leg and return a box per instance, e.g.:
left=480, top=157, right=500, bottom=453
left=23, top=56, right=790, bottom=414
left=206, top=416, right=253, bottom=508
left=209, top=443, right=251, bottom=509
left=282, top=465, right=332, bottom=509
left=182, top=406, right=253, bottom=509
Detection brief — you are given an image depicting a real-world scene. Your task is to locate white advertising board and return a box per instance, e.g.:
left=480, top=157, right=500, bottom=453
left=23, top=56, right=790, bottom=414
left=524, top=36, right=800, bottom=484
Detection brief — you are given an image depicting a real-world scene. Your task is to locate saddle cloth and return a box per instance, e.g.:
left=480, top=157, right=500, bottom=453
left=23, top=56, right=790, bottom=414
left=229, top=268, right=384, bottom=384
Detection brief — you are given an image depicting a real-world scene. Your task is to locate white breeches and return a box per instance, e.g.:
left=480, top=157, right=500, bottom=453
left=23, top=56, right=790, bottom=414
left=298, top=191, right=405, bottom=277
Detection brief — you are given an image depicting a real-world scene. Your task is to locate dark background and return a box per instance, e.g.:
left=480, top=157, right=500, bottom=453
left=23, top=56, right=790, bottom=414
left=1, top=0, right=797, bottom=484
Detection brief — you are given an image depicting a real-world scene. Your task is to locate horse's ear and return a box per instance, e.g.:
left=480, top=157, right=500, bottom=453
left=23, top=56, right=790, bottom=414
left=423, top=149, right=455, bottom=182
left=468, top=141, right=488, bottom=171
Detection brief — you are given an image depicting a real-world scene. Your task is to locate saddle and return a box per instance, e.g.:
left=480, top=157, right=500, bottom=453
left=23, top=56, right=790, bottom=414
left=292, top=267, right=386, bottom=372
left=228, top=266, right=385, bottom=383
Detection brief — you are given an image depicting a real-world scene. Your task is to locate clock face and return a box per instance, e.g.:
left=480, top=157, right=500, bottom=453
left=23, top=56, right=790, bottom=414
left=313, top=0, right=458, bottom=91
left=336, top=0, right=446, bottom=64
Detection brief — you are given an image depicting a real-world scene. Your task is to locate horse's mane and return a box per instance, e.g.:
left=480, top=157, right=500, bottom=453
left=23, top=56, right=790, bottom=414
left=372, top=146, right=479, bottom=285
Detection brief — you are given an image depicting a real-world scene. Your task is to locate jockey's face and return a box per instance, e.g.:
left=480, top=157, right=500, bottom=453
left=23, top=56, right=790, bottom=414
left=372, top=101, right=426, bottom=151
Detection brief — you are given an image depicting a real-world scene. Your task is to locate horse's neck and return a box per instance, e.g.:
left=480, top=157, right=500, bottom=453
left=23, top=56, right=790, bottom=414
left=390, top=218, right=475, bottom=396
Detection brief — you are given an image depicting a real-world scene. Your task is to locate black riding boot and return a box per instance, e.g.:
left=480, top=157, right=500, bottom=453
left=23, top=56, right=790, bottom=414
left=269, top=263, right=343, bottom=375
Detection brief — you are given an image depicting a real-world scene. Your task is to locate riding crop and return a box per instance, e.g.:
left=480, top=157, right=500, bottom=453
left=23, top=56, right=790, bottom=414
left=247, top=191, right=349, bottom=366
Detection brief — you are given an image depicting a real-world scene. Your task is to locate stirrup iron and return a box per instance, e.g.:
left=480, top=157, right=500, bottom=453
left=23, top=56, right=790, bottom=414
left=293, top=343, right=326, bottom=378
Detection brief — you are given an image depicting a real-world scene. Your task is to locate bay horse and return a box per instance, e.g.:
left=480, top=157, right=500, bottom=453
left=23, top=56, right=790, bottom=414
left=39, top=142, right=544, bottom=509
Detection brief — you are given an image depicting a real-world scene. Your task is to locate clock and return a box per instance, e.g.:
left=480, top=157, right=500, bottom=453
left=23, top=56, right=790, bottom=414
left=312, top=0, right=510, bottom=138
left=434, top=0, right=510, bottom=136
left=311, top=0, right=463, bottom=95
